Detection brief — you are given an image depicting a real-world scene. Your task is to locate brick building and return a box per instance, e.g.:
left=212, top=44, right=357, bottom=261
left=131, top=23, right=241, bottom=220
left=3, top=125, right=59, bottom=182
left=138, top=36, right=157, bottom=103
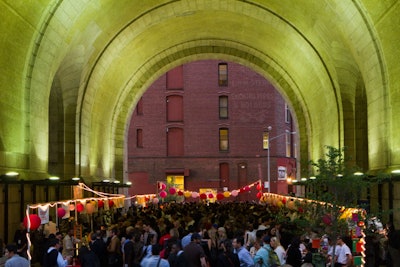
left=128, top=60, right=297, bottom=201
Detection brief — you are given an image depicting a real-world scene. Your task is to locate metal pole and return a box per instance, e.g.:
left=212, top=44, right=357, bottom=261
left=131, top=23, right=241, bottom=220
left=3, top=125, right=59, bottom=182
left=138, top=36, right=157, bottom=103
left=267, top=139, right=270, bottom=193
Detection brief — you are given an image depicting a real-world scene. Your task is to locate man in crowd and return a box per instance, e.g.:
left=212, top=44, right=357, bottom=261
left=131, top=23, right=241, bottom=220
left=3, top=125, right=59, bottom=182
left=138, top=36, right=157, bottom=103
left=4, top=244, right=30, bottom=267
left=233, top=236, right=254, bottom=267
left=183, top=233, right=207, bottom=267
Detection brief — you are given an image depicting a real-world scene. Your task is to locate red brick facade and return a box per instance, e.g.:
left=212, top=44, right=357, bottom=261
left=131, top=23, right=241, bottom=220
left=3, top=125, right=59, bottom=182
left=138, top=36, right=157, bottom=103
left=128, top=60, right=296, bottom=201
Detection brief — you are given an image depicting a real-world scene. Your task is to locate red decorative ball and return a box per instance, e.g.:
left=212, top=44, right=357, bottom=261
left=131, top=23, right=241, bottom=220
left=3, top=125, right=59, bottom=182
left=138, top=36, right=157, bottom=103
left=208, top=193, right=214, bottom=199
left=169, top=187, right=176, bottom=195
left=256, top=184, right=262, bottom=191
left=244, top=186, right=250, bottom=192
left=200, top=193, right=207, bottom=200
left=177, top=190, right=184, bottom=196
left=108, top=199, right=114, bottom=207
left=98, top=200, right=104, bottom=208
left=256, top=192, right=263, bottom=199
left=159, top=190, right=167, bottom=198
left=216, top=192, right=224, bottom=201
left=23, top=214, right=41, bottom=230
left=282, top=198, right=287, bottom=204
left=57, top=207, right=66, bottom=218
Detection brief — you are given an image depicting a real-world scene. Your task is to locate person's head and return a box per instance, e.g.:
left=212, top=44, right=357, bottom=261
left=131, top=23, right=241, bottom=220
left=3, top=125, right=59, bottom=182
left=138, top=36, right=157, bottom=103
left=233, top=236, right=244, bottom=249
left=67, top=228, right=74, bottom=236
left=191, top=233, right=201, bottom=243
left=253, top=238, right=262, bottom=250
left=263, top=235, right=271, bottom=246
left=170, top=241, right=182, bottom=254
left=111, top=227, right=119, bottom=236
left=270, top=236, right=281, bottom=249
left=151, top=244, right=162, bottom=256
left=49, top=238, right=61, bottom=249
left=336, top=236, right=344, bottom=245
left=5, top=244, right=17, bottom=258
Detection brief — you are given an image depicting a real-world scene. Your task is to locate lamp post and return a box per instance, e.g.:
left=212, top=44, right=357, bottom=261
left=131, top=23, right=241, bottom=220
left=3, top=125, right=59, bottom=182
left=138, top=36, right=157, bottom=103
left=263, top=127, right=296, bottom=193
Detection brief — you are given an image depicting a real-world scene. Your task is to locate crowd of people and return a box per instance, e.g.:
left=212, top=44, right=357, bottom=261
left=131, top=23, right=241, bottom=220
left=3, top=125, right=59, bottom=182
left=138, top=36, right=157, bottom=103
left=0, top=201, right=398, bottom=267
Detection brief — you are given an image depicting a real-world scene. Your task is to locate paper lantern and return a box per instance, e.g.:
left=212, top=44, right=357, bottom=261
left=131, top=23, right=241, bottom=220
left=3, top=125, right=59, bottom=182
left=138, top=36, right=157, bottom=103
left=97, top=200, right=104, bottom=208
left=353, top=256, right=362, bottom=266
left=108, top=199, right=114, bottom=207
left=256, top=183, right=262, bottom=191
left=191, top=192, right=199, bottom=198
left=282, top=198, right=287, bottom=204
left=159, top=190, right=167, bottom=198
left=298, top=207, right=304, bottom=213
left=86, top=203, right=94, bottom=214
left=352, top=213, right=359, bottom=222
left=217, top=192, right=224, bottom=200
left=322, top=214, right=332, bottom=225
left=256, top=192, right=262, bottom=199
left=223, top=191, right=230, bottom=198
left=358, top=221, right=365, bottom=227
left=57, top=207, right=66, bottom=218
left=286, top=200, right=295, bottom=210
left=200, top=193, right=207, bottom=200
left=231, top=190, right=238, bottom=197
left=23, top=214, right=41, bottom=230
left=356, top=241, right=363, bottom=252
left=276, top=200, right=284, bottom=208
left=152, top=198, right=159, bottom=204
left=159, top=182, right=167, bottom=190
left=184, top=191, right=192, bottom=198
left=69, top=203, right=75, bottom=211
left=177, top=190, right=184, bottom=196
left=244, top=185, right=250, bottom=192
left=208, top=193, right=214, bottom=199
left=76, top=203, right=84, bottom=212
left=169, top=187, right=176, bottom=195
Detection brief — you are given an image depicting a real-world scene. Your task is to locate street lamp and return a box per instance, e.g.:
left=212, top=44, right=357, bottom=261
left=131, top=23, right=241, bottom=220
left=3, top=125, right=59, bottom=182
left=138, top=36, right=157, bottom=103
left=263, top=126, right=296, bottom=193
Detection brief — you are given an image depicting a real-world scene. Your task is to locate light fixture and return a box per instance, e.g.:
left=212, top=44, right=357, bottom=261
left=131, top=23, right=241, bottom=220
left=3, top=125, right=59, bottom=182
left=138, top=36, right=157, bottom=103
left=6, top=171, right=19, bottom=177
left=391, top=169, right=400, bottom=174
left=354, top=172, right=364, bottom=176
left=102, top=179, right=110, bottom=183
left=309, top=176, right=316, bottom=180
left=301, top=177, right=307, bottom=181
left=292, top=179, right=298, bottom=183
left=71, top=177, right=80, bottom=181
left=337, top=174, right=343, bottom=177
left=113, top=180, right=120, bottom=184
left=126, top=181, right=132, bottom=185
left=49, top=176, right=60, bottom=181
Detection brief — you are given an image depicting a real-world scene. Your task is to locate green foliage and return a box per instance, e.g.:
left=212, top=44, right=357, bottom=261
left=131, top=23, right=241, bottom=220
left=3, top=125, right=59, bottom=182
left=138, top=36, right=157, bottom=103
left=307, top=146, right=370, bottom=207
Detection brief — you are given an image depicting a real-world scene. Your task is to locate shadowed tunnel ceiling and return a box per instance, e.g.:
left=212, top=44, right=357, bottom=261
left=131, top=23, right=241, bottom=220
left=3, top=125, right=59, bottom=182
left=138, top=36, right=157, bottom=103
left=1, top=0, right=399, bottom=180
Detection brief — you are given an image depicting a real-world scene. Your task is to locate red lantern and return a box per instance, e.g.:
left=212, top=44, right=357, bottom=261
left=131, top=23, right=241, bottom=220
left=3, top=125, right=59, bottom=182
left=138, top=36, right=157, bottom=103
left=208, top=193, right=214, bottom=199
left=109, top=199, right=114, bottom=207
left=57, top=207, right=66, bottom=218
left=256, top=192, right=262, bottom=199
left=169, top=187, right=176, bottom=195
left=159, top=190, right=167, bottom=198
left=256, top=183, right=262, bottom=191
left=358, top=221, right=365, bottom=227
left=231, top=190, right=238, bottom=197
left=23, top=214, right=41, bottom=230
left=282, top=198, right=287, bottom=204
left=76, top=203, right=84, bottom=212
left=216, top=192, right=224, bottom=201
left=322, top=214, right=332, bottom=225
left=200, top=193, right=207, bottom=200
left=98, top=200, right=104, bottom=208
left=244, top=186, right=250, bottom=192
left=177, top=190, right=184, bottom=196
left=159, top=182, right=167, bottom=190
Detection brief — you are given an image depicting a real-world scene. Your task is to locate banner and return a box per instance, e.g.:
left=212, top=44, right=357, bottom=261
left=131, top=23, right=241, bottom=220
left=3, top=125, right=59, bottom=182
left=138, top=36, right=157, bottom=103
left=38, top=205, right=49, bottom=224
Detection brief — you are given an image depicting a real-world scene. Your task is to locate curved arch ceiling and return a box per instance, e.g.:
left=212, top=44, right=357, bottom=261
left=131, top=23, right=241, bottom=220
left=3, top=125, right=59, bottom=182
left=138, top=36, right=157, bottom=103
left=2, top=0, right=395, bottom=179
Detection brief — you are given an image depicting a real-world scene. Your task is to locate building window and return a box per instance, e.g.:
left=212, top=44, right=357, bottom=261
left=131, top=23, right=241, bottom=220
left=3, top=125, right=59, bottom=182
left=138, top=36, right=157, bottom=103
left=219, top=163, right=229, bottom=183
left=285, top=103, right=291, bottom=123
left=218, top=63, right=228, bottom=86
left=167, top=95, right=183, bottom=122
left=286, top=131, right=291, bottom=157
left=136, top=129, right=143, bottom=148
left=167, top=127, right=184, bottom=156
left=219, top=96, right=228, bottom=119
left=167, top=65, right=183, bottom=90
left=137, top=98, right=143, bottom=115
left=219, top=128, right=229, bottom=151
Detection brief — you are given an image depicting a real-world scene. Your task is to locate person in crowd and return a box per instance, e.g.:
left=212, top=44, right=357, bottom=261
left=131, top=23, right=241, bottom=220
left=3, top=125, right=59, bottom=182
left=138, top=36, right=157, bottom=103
left=44, top=216, right=58, bottom=239
left=181, top=225, right=195, bottom=249
left=123, top=232, right=135, bottom=267
left=62, top=228, right=76, bottom=259
left=143, top=220, right=158, bottom=249
left=285, top=237, right=302, bottom=267
left=13, top=223, right=28, bottom=259
left=233, top=236, right=254, bottom=267
left=132, top=229, right=144, bottom=267
left=386, top=221, right=400, bottom=267
left=4, top=244, right=30, bottom=267
left=0, top=238, right=7, bottom=267
left=79, top=245, right=101, bottom=267
left=90, top=232, right=108, bottom=267
left=168, top=241, right=188, bottom=267
left=183, top=233, right=207, bottom=267
left=334, top=236, right=352, bottom=267
left=270, top=237, right=286, bottom=265
left=140, top=244, right=170, bottom=267
left=43, top=238, right=70, bottom=267
left=217, top=239, right=240, bottom=267
left=107, top=227, right=122, bottom=267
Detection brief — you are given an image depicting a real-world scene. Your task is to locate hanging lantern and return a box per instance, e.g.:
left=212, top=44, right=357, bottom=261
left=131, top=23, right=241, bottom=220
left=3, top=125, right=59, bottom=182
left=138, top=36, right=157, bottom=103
left=159, top=182, right=167, bottom=190
left=184, top=191, right=192, bottom=198
left=231, top=190, right=238, bottom=197
left=76, top=203, right=84, bottom=213
left=322, top=214, right=332, bottom=225
left=169, top=187, right=176, bottom=195
left=177, top=190, right=184, bottom=196
left=23, top=214, right=41, bottom=230
left=86, top=203, right=94, bottom=214
left=98, top=200, right=104, bottom=208
left=256, top=183, right=262, bottom=191
left=216, top=192, right=224, bottom=200
left=108, top=199, right=114, bottom=207
left=57, top=207, right=66, bottom=218
left=223, top=191, right=230, bottom=198
left=256, top=192, right=262, bottom=199
left=282, top=198, right=287, bottom=204
left=200, top=193, right=207, bottom=200
left=208, top=193, right=214, bottom=199
left=152, top=198, right=159, bottom=204
left=159, top=190, right=167, bottom=198
left=244, top=185, right=250, bottom=192
left=191, top=192, right=199, bottom=198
